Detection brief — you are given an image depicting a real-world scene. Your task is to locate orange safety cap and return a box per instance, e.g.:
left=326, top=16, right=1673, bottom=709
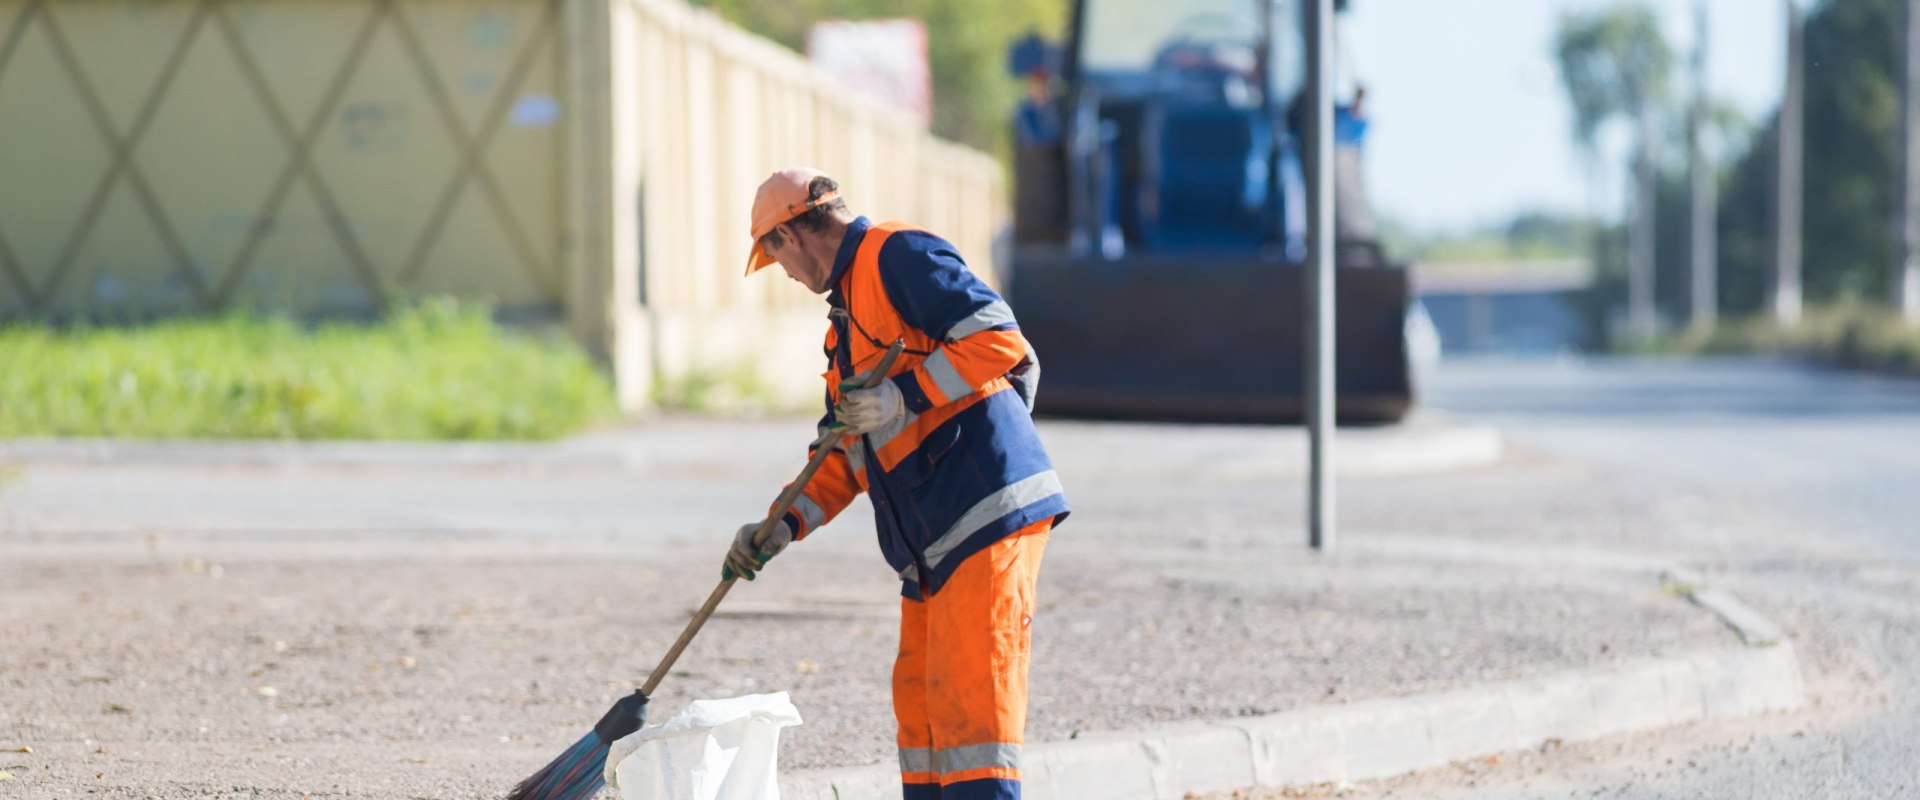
left=745, top=167, right=841, bottom=275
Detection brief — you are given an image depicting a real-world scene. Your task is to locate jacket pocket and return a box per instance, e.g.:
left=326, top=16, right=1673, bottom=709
left=883, top=422, right=960, bottom=491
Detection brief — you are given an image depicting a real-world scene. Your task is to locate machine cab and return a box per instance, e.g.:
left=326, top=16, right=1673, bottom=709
left=1012, top=0, right=1308, bottom=259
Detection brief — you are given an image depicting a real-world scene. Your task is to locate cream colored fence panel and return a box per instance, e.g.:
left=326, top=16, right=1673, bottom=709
left=0, top=0, right=567, bottom=320
left=1, top=0, right=1004, bottom=413
left=618, top=0, right=1005, bottom=409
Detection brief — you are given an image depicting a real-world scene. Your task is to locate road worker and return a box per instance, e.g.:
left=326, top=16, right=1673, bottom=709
left=724, top=167, right=1069, bottom=800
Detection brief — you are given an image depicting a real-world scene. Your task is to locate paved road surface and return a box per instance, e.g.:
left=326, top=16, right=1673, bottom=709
left=6, top=355, right=1910, bottom=798
left=1357, top=357, right=1920, bottom=798
left=0, top=397, right=1710, bottom=798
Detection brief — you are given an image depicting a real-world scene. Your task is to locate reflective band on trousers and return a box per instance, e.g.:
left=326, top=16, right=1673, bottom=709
left=921, top=348, right=974, bottom=403
left=943, top=300, right=1016, bottom=342
left=898, top=742, right=1022, bottom=775
left=923, top=470, right=1063, bottom=570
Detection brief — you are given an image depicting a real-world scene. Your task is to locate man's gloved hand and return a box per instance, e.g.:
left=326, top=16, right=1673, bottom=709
left=723, top=518, right=793, bottom=581
left=833, top=378, right=905, bottom=434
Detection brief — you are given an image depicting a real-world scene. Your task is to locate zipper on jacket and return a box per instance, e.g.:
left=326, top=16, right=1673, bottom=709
left=832, top=306, right=919, bottom=585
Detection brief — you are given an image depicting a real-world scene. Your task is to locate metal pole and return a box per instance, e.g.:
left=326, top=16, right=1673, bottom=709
left=1898, top=0, right=1920, bottom=322
left=1774, top=0, right=1804, bottom=325
left=1690, top=0, right=1718, bottom=334
left=1629, top=101, right=1657, bottom=341
left=1305, top=0, right=1336, bottom=552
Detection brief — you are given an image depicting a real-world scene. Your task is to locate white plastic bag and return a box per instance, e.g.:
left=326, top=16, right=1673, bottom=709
left=603, top=692, right=804, bottom=800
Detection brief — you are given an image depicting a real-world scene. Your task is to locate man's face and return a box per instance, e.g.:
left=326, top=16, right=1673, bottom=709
left=768, top=224, right=830, bottom=294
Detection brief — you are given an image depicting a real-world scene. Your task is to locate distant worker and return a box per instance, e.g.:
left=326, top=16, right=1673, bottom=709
left=1009, top=32, right=1070, bottom=245
left=726, top=167, right=1069, bottom=800
left=1010, top=32, right=1061, bottom=146
left=1334, top=84, right=1379, bottom=248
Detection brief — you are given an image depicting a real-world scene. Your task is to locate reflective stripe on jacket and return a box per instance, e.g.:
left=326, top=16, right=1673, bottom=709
left=774, top=217, right=1068, bottom=599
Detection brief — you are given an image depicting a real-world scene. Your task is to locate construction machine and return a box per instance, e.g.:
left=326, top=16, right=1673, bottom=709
left=1005, top=0, right=1413, bottom=422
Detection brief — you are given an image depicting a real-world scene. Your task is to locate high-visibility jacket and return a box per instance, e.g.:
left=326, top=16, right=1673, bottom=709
left=776, top=216, right=1068, bottom=599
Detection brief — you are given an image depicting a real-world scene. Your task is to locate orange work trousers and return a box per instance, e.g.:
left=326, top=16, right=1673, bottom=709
left=893, top=521, right=1050, bottom=800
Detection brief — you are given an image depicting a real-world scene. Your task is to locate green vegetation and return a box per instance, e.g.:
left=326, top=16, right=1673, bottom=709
left=1649, top=302, right=1920, bottom=377
left=1549, top=0, right=1907, bottom=326
left=1538, top=0, right=1920, bottom=358
left=651, top=362, right=786, bottom=414
left=0, top=300, right=617, bottom=440
left=688, top=0, right=1062, bottom=157
left=1553, top=4, right=1670, bottom=173
left=1716, top=0, right=1899, bottom=314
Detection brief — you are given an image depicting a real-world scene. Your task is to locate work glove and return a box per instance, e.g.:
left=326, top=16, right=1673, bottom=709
left=833, top=378, right=905, bottom=434
left=723, top=518, right=792, bottom=581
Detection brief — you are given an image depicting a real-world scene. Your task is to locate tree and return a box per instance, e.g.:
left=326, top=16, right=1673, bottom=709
left=689, top=0, right=1064, bottom=157
left=1554, top=4, right=1673, bottom=342
left=1717, top=0, right=1900, bottom=316
left=1688, top=0, right=1716, bottom=333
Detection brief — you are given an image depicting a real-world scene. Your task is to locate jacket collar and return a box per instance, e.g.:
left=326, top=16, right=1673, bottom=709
left=825, top=216, right=872, bottom=308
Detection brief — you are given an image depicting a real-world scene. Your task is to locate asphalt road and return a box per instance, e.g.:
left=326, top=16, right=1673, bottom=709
left=1429, top=356, right=1920, bottom=558
left=0, top=392, right=1717, bottom=797
left=5, top=355, right=1912, bottom=798
left=1362, top=356, right=1920, bottom=798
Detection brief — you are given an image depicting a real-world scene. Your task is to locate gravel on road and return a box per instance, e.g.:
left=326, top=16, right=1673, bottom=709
left=0, top=417, right=1731, bottom=798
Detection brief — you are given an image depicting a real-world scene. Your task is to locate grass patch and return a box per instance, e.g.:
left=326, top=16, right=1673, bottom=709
left=0, top=299, right=618, bottom=440
left=1652, top=301, right=1920, bottom=378
left=651, top=361, right=785, bottom=414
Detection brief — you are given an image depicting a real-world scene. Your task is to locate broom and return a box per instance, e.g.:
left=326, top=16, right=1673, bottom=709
left=507, top=340, right=905, bottom=800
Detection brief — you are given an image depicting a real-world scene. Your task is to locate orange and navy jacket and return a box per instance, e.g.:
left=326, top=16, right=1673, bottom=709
left=775, top=216, right=1068, bottom=599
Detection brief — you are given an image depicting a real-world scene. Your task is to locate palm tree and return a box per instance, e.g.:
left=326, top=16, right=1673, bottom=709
left=1554, top=4, right=1674, bottom=342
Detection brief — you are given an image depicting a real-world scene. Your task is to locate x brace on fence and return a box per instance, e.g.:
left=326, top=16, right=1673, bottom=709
left=30, top=0, right=216, bottom=314
left=0, top=0, right=563, bottom=319
left=0, top=4, right=38, bottom=309
left=208, top=0, right=394, bottom=310
left=389, top=1, right=560, bottom=299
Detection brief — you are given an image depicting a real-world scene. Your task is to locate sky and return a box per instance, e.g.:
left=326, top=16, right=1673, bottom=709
left=1344, top=0, right=1788, bottom=234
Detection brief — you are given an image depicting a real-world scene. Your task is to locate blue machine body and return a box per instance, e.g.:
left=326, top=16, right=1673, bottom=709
left=1005, top=0, right=1412, bottom=422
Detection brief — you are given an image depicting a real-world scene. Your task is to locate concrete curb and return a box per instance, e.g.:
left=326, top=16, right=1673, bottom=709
left=0, top=438, right=614, bottom=470
left=784, top=569, right=1805, bottom=800
left=1035, top=416, right=1505, bottom=483
left=784, top=644, right=1804, bottom=800
left=0, top=434, right=786, bottom=475
left=0, top=417, right=1505, bottom=479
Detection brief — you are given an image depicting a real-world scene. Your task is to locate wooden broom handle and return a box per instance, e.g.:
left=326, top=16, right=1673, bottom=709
left=641, top=339, right=905, bottom=696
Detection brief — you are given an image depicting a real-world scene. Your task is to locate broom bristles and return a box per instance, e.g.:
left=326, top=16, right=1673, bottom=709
left=505, top=729, right=612, bottom=800
left=508, top=690, right=649, bottom=800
